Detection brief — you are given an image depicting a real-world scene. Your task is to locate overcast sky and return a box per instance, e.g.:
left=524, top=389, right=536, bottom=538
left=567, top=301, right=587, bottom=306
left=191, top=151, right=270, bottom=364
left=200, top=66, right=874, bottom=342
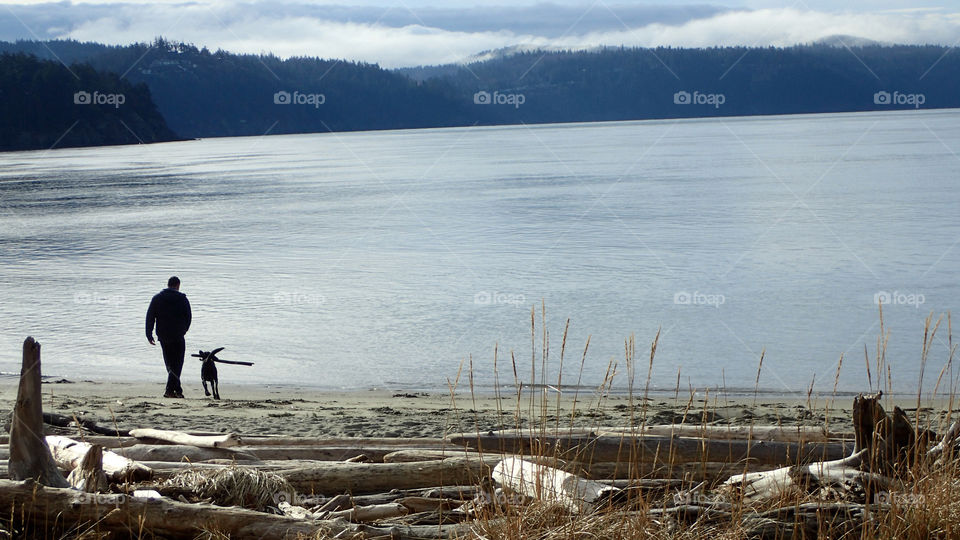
left=1, top=1, right=959, bottom=67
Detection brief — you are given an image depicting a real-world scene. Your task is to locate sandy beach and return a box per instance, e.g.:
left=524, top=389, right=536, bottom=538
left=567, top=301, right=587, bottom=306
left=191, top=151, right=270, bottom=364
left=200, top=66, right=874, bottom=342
left=10, top=377, right=958, bottom=439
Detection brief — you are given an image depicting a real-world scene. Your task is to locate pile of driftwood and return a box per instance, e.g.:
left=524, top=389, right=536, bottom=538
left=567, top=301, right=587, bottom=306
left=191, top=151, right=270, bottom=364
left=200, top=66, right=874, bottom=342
left=6, top=336, right=960, bottom=539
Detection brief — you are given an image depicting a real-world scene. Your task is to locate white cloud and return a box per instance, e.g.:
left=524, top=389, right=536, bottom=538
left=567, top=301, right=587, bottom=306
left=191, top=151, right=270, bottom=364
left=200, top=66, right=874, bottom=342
left=1, top=2, right=959, bottom=67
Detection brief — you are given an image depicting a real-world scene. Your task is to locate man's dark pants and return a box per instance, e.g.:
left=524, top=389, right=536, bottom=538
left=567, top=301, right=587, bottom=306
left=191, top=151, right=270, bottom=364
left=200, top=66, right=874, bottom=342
left=159, top=336, right=185, bottom=395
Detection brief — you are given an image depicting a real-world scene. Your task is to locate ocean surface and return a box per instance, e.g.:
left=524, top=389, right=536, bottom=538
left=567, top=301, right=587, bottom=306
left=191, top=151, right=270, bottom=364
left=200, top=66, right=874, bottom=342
left=1, top=110, right=959, bottom=397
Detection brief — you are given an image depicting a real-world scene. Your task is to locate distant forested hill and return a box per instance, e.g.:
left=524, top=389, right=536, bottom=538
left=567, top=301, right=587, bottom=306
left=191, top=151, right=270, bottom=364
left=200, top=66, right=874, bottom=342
left=0, top=52, right=179, bottom=151
left=1, top=39, right=469, bottom=139
left=1, top=39, right=959, bottom=144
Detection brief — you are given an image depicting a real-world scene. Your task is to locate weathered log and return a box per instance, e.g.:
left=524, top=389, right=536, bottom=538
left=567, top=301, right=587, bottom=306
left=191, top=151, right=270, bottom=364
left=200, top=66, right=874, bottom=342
left=397, top=496, right=458, bottom=513
left=493, top=457, right=623, bottom=512
left=326, top=502, right=409, bottom=522
left=927, top=418, right=960, bottom=461
left=238, top=436, right=447, bottom=448
left=7, top=338, right=69, bottom=488
left=42, top=412, right=129, bottom=437
left=66, top=444, right=108, bottom=492
left=280, top=456, right=494, bottom=494
left=383, top=449, right=486, bottom=463
left=721, top=394, right=910, bottom=503
left=47, top=436, right=153, bottom=482
left=722, top=450, right=895, bottom=503
left=109, top=443, right=260, bottom=463
left=0, top=477, right=475, bottom=539
left=629, top=424, right=852, bottom=443
left=448, top=432, right=852, bottom=465
left=579, top=460, right=775, bottom=481
left=129, top=428, right=240, bottom=448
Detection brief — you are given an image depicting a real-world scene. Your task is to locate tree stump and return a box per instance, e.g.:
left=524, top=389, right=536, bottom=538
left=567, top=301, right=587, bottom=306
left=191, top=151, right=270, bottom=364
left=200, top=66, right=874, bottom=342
left=7, top=337, right=69, bottom=487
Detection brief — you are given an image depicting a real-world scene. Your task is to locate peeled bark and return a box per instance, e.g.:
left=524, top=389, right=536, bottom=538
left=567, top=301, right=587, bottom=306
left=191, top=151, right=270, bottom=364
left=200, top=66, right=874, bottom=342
left=7, top=337, right=69, bottom=487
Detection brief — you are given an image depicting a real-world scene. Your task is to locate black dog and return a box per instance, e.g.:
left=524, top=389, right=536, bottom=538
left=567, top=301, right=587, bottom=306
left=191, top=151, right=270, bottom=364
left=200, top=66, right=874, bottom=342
left=195, top=347, right=224, bottom=400
left=191, top=347, right=254, bottom=400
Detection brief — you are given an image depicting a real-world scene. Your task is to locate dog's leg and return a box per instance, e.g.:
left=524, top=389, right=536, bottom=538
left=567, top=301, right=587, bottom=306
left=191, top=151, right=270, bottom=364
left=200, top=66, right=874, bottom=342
left=203, top=380, right=211, bottom=396
left=213, top=380, right=220, bottom=400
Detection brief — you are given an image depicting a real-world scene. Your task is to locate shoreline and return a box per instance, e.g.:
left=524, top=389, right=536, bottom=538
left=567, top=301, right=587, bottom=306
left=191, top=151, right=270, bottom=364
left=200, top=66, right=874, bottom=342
left=13, top=378, right=960, bottom=440
left=20, top=372, right=950, bottom=400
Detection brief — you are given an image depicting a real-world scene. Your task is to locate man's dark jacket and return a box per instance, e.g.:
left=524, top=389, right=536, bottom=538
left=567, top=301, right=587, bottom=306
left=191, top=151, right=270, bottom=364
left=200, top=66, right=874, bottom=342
left=145, top=288, right=192, bottom=341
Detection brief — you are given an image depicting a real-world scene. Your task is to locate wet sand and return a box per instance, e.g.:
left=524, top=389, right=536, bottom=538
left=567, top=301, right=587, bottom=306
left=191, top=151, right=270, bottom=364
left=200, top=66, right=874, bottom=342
left=6, top=378, right=954, bottom=439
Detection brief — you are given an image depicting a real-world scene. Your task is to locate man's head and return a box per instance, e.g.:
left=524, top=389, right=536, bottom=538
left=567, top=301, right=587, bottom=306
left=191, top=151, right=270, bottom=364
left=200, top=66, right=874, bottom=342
left=168, top=276, right=181, bottom=290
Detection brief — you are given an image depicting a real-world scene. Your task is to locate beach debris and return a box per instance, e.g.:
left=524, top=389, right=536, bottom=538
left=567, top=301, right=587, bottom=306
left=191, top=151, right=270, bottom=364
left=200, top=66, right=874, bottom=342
left=721, top=393, right=925, bottom=503
left=492, top=457, right=623, bottom=513
left=47, top=435, right=153, bottom=482
left=8, top=337, right=70, bottom=487
left=278, top=455, right=497, bottom=493
left=66, top=443, right=108, bottom=492
left=42, top=411, right=129, bottom=437
left=448, top=428, right=854, bottom=466
left=163, top=466, right=293, bottom=511
left=129, top=428, right=241, bottom=448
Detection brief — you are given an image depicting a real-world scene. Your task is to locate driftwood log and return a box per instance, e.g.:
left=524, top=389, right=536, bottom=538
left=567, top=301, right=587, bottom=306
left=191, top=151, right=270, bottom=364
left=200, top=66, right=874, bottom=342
left=493, top=457, right=623, bottom=512
left=0, top=478, right=472, bottom=539
left=280, top=456, right=495, bottom=493
left=129, top=428, right=240, bottom=448
left=107, top=443, right=260, bottom=463
left=42, top=412, right=128, bottom=437
left=66, top=444, right=108, bottom=492
left=722, top=393, right=928, bottom=503
left=7, top=337, right=69, bottom=487
left=449, top=431, right=852, bottom=465
left=47, top=436, right=153, bottom=482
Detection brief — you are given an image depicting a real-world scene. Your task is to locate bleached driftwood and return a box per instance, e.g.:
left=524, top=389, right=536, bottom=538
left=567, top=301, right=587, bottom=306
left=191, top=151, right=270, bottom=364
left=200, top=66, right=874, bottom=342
left=66, top=444, right=108, bottom=492
left=493, top=457, right=623, bottom=512
left=129, top=428, right=240, bottom=449
left=47, top=436, right=153, bottom=482
left=8, top=337, right=69, bottom=488
left=721, top=393, right=919, bottom=503
left=280, top=456, right=493, bottom=493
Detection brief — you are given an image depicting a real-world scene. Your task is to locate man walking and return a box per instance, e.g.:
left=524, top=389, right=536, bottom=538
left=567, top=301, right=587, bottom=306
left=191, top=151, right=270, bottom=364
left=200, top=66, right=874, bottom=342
left=146, top=276, right=192, bottom=398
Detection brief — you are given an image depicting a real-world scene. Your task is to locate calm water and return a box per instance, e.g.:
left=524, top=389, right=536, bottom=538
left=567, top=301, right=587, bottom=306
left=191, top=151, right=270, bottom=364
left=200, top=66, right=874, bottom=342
left=1, top=110, right=959, bottom=396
